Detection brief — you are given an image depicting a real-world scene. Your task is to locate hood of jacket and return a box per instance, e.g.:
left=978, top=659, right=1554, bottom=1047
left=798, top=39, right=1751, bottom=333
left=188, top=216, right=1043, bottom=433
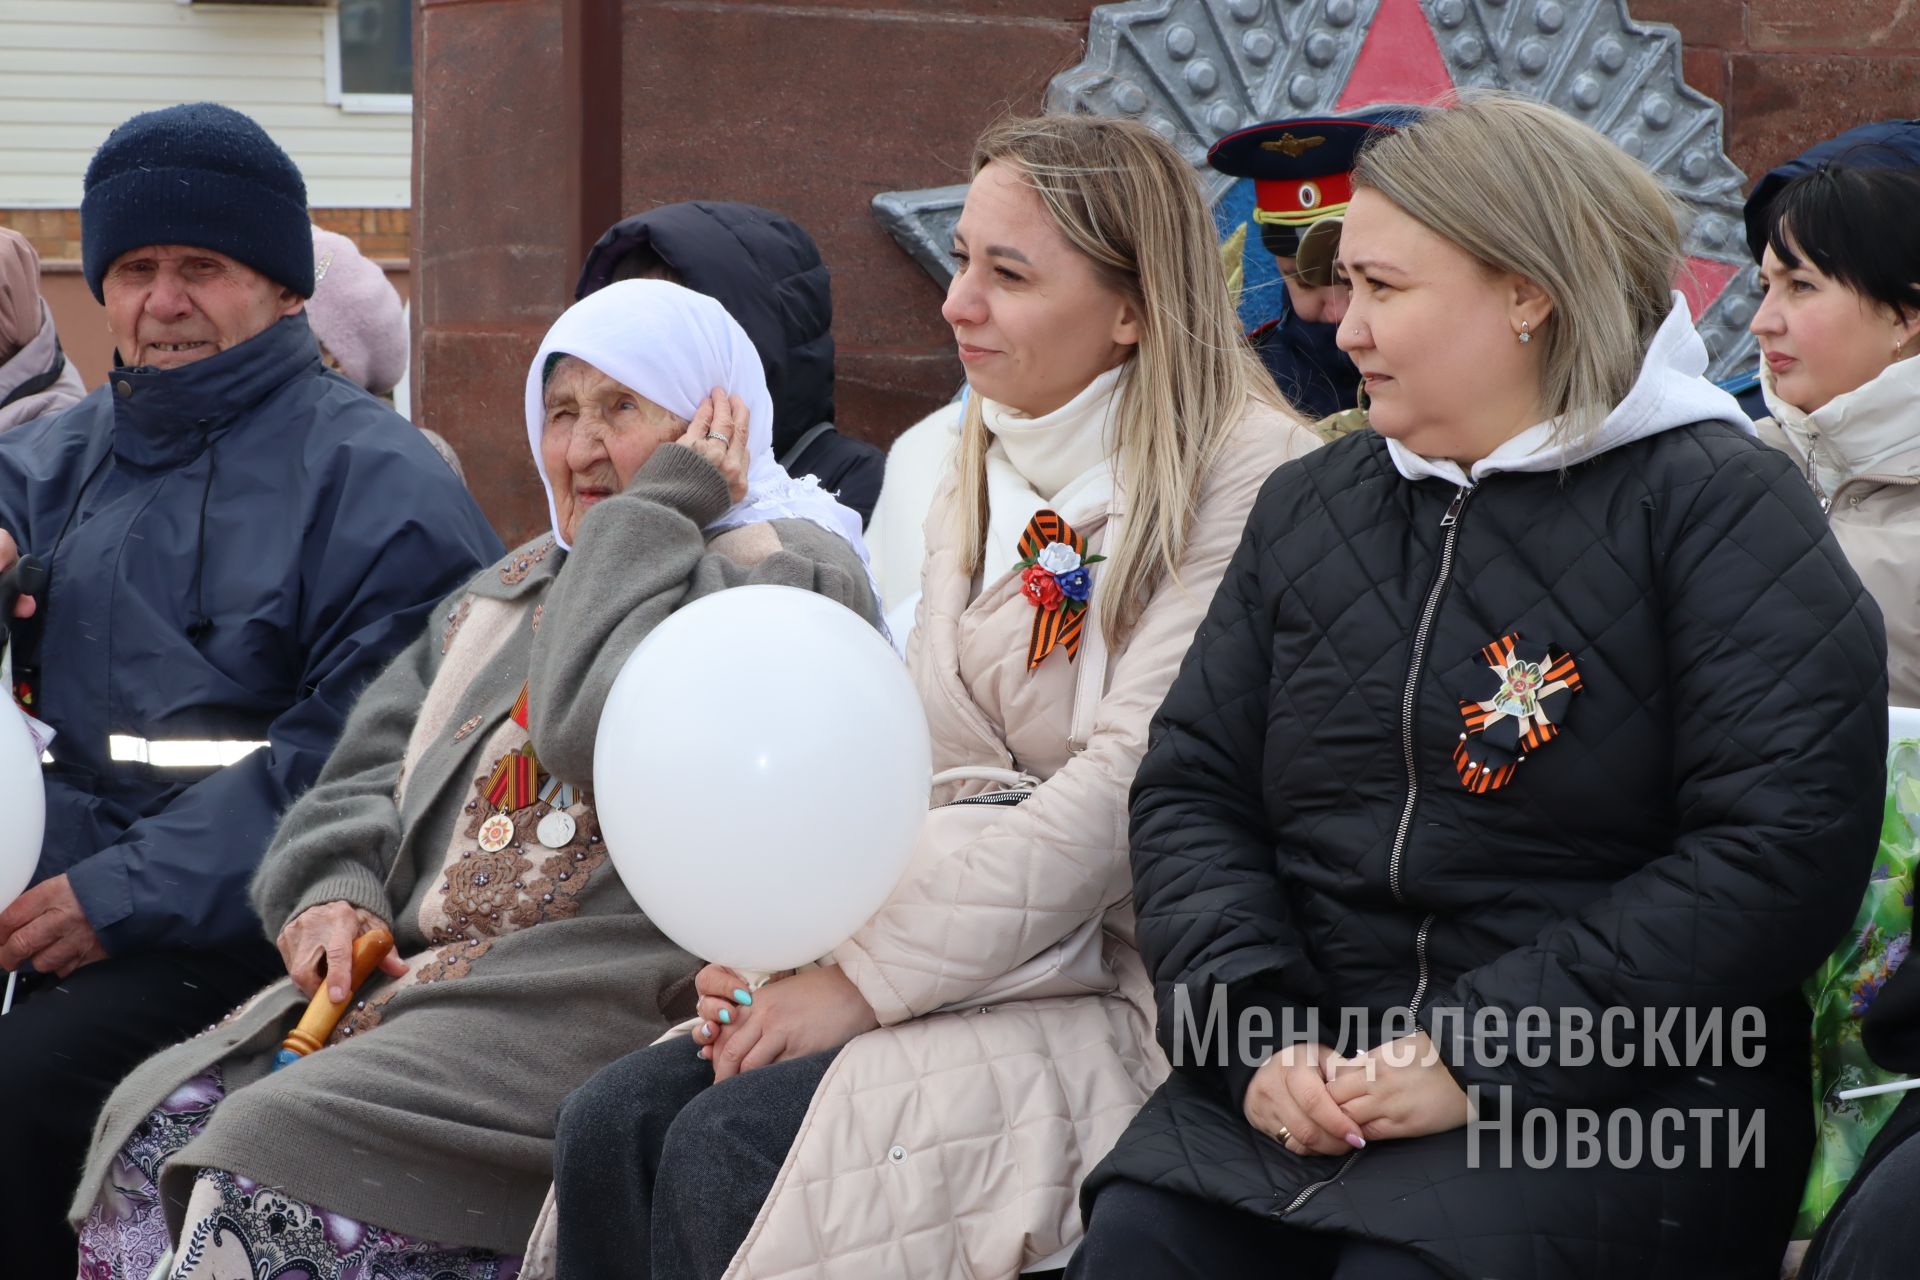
left=574, top=201, right=833, bottom=454
left=1742, top=119, right=1920, bottom=261
left=1387, top=292, right=1754, bottom=487
left=0, top=300, right=72, bottom=409
left=1759, top=353, right=1920, bottom=495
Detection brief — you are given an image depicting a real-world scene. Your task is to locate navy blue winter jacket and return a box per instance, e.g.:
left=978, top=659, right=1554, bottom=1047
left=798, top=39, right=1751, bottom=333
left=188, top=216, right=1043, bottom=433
left=0, top=313, right=502, bottom=955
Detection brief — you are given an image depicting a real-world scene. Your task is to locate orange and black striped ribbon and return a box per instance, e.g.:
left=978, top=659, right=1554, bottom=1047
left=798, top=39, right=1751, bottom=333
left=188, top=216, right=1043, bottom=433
left=485, top=743, right=540, bottom=810
left=1452, top=633, right=1582, bottom=792
left=510, top=682, right=530, bottom=730
left=1019, top=508, right=1089, bottom=671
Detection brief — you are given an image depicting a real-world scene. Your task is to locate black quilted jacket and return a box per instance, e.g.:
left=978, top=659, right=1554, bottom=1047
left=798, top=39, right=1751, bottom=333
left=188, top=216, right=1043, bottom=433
left=1085, top=423, right=1889, bottom=1279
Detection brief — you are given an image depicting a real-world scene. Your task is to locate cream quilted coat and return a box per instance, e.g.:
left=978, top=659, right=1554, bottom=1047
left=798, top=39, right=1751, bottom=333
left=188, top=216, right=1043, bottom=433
left=522, top=397, right=1317, bottom=1279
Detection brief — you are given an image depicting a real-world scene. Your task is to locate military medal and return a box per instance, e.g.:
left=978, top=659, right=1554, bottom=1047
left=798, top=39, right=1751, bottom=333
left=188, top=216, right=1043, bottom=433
left=477, top=812, right=516, bottom=852
left=537, top=810, right=577, bottom=849
left=1453, top=632, right=1581, bottom=794
left=476, top=686, right=543, bottom=851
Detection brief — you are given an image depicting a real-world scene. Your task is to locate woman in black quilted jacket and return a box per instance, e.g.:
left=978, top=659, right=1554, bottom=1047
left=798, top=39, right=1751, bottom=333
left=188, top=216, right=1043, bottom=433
left=1072, top=93, right=1890, bottom=1280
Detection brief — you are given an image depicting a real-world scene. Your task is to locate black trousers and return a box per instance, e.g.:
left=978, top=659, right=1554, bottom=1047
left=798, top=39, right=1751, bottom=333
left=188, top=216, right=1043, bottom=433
left=553, top=1035, right=836, bottom=1280
left=0, top=940, right=283, bottom=1277
left=1070, top=1180, right=1449, bottom=1280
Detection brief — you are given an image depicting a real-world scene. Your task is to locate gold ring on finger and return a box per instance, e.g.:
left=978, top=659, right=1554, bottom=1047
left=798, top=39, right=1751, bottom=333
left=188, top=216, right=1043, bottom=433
left=1274, top=1123, right=1293, bottom=1145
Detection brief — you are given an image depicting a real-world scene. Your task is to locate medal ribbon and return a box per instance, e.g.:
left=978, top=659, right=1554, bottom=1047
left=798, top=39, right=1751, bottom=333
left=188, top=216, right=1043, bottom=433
left=1018, top=509, right=1090, bottom=671
left=1452, top=633, right=1582, bottom=794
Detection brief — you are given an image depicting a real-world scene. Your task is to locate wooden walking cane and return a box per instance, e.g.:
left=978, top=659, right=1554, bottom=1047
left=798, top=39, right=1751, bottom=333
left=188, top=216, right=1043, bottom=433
left=273, top=926, right=395, bottom=1070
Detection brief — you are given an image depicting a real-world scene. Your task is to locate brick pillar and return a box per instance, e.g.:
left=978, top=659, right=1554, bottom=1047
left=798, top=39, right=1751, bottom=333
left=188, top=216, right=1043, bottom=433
left=412, top=0, right=1086, bottom=543
left=413, top=0, right=625, bottom=545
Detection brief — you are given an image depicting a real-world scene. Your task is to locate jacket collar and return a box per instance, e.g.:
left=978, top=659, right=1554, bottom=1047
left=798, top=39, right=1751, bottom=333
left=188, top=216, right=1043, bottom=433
left=0, top=300, right=64, bottom=407
left=1386, top=293, right=1753, bottom=487
left=110, top=312, right=321, bottom=469
left=1760, top=353, right=1920, bottom=497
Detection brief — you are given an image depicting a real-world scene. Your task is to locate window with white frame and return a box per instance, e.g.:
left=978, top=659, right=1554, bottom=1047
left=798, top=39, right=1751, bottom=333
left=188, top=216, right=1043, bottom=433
left=325, top=0, right=413, bottom=113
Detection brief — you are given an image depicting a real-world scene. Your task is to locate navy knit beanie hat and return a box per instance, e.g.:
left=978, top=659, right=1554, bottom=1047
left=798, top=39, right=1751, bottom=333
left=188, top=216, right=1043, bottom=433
left=81, top=102, right=314, bottom=302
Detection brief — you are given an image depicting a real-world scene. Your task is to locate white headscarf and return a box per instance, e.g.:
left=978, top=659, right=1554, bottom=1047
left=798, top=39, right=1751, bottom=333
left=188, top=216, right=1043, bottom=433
left=522, top=280, right=872, bottom=571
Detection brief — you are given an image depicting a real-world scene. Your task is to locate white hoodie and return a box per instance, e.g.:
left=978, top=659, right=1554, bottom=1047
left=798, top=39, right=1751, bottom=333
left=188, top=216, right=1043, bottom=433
left=1385, top=293, right=1754, bottom=487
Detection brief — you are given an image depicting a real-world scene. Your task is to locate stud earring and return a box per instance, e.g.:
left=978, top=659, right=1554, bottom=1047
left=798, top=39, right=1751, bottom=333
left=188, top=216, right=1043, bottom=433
left=1518, top=320, right=1531, bottom=345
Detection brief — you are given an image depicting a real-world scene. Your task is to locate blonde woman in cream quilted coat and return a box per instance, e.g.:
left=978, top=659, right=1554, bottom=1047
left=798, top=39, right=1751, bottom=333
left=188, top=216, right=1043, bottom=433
left=531, top=115, right=1321, bottom=1280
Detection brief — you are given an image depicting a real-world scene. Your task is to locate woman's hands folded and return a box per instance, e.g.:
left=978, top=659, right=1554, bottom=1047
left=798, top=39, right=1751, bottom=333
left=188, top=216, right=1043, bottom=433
left=691, top=962, right=880, bottom=1082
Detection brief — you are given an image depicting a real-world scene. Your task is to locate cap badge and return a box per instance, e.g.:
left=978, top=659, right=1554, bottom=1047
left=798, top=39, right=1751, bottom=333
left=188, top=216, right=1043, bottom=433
left=1261, top=133, right=1326, bottom=158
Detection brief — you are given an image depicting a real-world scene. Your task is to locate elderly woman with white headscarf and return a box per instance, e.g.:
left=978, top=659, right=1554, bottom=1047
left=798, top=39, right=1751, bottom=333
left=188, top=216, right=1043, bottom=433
left=69, top=281, right=878, bottom=1280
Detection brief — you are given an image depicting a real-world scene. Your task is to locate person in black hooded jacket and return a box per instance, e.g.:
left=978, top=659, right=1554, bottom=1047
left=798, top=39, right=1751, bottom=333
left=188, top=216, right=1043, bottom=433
left=574, top=201, right=884, bottom=524
left=1073, top=95, right=1887, bottom=1280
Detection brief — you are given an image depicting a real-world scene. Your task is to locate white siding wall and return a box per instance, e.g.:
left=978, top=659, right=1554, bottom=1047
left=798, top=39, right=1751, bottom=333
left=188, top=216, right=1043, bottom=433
left=0, top=0, right=410, bottom=207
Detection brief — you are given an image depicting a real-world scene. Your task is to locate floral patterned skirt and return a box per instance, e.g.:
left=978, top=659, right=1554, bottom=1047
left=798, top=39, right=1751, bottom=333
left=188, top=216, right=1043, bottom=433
left=78, top=1069, right=521, bottom=1280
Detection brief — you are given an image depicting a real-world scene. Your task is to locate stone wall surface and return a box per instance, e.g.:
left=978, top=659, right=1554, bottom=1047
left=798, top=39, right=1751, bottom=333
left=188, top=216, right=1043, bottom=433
left=395, top=0, right=1920, bottom=543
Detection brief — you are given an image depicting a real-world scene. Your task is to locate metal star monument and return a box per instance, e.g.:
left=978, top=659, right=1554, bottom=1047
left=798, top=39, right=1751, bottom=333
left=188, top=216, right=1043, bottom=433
left=874, top=0, right=1760, bottom=381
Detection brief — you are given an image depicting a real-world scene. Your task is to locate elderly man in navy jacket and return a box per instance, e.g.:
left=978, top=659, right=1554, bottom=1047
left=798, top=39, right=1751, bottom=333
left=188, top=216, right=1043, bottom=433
left=0, top=103, right=501, bottom=1271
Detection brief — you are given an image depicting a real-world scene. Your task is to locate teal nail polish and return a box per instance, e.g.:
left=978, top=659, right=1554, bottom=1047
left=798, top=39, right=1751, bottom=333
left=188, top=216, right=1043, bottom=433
left=717, top=1007, right=731, bottom=1024
left=733, top=989, right=753, bottom=1005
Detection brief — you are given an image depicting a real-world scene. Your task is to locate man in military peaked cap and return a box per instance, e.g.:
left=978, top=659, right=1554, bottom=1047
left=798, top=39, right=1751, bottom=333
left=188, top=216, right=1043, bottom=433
left=1209, top=106, right=1421, bottom=423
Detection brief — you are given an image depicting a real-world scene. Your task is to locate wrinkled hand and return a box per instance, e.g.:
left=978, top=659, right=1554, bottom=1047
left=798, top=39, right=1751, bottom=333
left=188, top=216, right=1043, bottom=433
left=1243, top=1042, right=1368, bottom=1156
left=1325, top=1031, right=1472, bottom=1143
left=675, top=389, right=751, bottom=505
left=0, top=875, right=105, bottom=977
left=694, top=964, right=877, bottom=1082
left=0, top=530, right=38, bottom=618
left=276, top=900, right=408, bottom=1002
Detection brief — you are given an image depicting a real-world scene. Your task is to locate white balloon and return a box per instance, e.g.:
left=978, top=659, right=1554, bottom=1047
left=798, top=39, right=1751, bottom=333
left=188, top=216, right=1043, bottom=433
left=594, top=586, right=929, bottom=971
left=0, top=702, right=45, bottom=911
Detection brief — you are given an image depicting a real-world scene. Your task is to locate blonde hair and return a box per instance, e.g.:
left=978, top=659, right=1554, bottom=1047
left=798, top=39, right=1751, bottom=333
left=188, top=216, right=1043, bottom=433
left=953, top=114, right=1281, bottom=642
left=1352, top=92, right=1683, bottom=443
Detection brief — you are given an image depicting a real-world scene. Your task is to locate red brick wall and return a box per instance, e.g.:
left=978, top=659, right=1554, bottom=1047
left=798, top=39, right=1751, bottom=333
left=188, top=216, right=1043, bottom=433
left=0, top=208, right=410, bottom=389
left=1635, top=0, right=1920, bottom=180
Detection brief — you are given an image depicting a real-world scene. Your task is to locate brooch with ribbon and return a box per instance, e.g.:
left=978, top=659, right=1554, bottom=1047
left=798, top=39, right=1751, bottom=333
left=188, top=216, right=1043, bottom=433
left=1015, top=508, right=1105, bottom=670
left=1453, top=632, right=1581, bottom=794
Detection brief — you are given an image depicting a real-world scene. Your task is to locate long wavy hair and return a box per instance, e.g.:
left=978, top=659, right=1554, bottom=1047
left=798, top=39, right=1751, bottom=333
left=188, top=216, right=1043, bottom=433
left=950, top=113, right=1283, bottom=642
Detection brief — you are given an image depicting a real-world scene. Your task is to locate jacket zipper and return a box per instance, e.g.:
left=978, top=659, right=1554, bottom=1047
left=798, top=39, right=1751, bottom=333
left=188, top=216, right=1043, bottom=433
left=1281, top=483, right=1472, bottom=1217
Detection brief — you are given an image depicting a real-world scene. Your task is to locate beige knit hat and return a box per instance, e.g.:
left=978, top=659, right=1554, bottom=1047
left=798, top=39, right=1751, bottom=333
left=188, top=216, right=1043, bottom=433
left=307, top=225, right=408, bottom=394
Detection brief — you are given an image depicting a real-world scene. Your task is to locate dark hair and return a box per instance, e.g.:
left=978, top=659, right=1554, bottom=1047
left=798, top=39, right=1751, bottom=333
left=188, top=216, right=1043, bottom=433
left=1765, top=165, right=1920, bottom=321
left=610, top=246, right=681, bottom=285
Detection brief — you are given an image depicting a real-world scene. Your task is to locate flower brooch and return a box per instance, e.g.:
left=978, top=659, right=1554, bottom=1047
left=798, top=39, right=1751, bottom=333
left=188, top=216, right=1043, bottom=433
left=1015, top=508, right=1105, bottom=670
left=1453, top=632, right=1582, bottom=793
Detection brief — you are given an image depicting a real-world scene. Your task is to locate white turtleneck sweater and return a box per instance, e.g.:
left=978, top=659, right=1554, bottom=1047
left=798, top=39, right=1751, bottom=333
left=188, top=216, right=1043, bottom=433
left=1760, top=354, right=1920, bottom=505
left=978, top=362, right=1127, bottom=586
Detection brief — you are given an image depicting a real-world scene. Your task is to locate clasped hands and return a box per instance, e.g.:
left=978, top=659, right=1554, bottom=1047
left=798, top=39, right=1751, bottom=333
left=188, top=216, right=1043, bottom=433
left=690, top=962, right=880, bottom=1082
left=1243, top=1031, right=1472, bottom=1157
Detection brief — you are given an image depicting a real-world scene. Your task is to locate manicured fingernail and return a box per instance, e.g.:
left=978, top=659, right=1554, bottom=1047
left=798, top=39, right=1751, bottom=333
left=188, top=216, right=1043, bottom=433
left=699, top=1022, right=713, bottom=1040
left=733, top=989, right=753, bottom=1005
left=717, top=1007, right=731, bottom=1024
left=1346, top=1133, right=1367, bottom=1150
left=696, top=1046, right=709, bottom=1059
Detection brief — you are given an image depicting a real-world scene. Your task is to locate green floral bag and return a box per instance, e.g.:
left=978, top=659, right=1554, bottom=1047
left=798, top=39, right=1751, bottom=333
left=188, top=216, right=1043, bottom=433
left=1797, top=737, right=1920, bottom=1237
